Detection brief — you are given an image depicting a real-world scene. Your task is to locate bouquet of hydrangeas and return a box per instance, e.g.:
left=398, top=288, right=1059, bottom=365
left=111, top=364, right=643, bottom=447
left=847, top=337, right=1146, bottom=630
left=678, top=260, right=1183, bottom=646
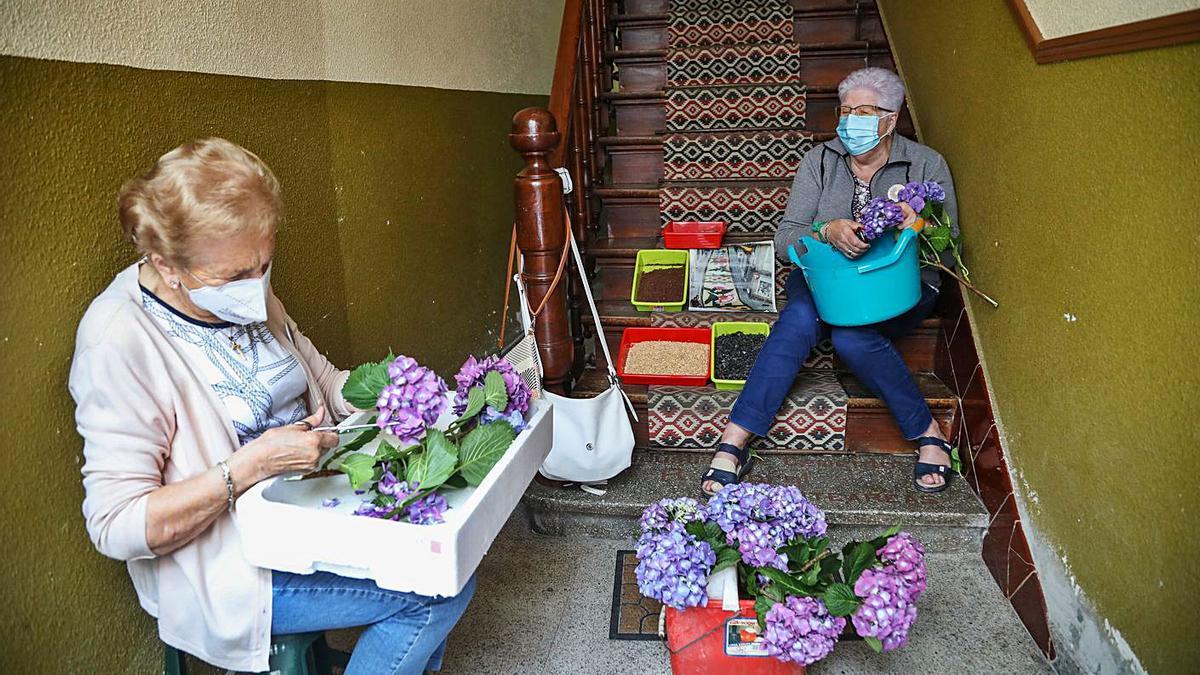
left=322, top=352, right=532, bottom=525
left=860, top=180, right=997, bottom=307
left=635, top=483, right=928, bottom=666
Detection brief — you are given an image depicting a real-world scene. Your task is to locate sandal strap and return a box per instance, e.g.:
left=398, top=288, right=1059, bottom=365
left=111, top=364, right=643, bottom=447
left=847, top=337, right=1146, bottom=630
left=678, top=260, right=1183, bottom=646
left=716, top=442, right=751, bottom=464
left=914, top=436, right=952, bottom=455
left=702, top=467, right=740, bottom=487
left=913, top=461, right=950, bottom=478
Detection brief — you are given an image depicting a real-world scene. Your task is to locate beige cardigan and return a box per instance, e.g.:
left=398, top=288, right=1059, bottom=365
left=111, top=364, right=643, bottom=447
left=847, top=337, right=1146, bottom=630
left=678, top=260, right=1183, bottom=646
left=69, top=262, right=352, bottom=672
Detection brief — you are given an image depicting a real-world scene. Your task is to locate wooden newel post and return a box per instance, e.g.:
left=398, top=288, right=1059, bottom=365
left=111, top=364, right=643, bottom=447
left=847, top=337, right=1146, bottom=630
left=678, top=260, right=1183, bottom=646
left=510, top=107, right=574, bottom=394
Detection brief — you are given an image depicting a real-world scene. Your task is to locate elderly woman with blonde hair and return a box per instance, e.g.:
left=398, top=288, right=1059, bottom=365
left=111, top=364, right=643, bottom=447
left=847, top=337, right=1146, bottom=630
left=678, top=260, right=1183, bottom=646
left=70, top=138, right=474, bottom=674
left=701, top=67, right=962, bottom=497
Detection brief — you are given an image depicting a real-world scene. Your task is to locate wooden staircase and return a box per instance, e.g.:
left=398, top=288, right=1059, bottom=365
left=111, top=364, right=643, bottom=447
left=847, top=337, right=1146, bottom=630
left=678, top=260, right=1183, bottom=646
left=509, top=0, right=985, bottom=548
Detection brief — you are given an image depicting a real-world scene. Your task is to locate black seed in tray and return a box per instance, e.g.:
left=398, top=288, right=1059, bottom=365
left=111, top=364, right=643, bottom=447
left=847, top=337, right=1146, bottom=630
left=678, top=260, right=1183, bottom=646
left=714, top=331, right=768, bottom=381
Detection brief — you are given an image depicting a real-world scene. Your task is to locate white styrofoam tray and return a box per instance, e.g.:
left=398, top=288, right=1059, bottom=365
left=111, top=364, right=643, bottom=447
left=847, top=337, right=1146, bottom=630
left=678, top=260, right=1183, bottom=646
left=236, top=398, right=552, bottom=597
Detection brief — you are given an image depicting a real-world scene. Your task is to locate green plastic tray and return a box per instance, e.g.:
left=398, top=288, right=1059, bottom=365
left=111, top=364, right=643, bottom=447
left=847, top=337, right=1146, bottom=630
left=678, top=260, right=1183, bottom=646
left=631, top=249, right=690, bottom=312
left=710, top=321, right=771, bottom=390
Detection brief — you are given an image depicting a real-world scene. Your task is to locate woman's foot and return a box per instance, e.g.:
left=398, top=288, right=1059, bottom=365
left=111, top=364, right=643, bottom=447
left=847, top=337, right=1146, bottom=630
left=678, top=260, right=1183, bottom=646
left=701, top=424, right=754, bottom=496
left=913, top=421, right=956, bottom=492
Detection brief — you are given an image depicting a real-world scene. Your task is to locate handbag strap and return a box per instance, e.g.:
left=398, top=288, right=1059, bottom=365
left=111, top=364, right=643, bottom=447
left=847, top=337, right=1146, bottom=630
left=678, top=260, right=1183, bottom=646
left=498, top=219, right=571, bottom=349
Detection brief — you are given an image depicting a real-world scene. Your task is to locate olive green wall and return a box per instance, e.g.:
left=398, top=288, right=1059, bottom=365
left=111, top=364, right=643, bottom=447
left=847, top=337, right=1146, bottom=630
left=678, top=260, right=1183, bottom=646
left=878, top=2, right=1199, bottom=673
left=0, top=55, right=544, bottom=673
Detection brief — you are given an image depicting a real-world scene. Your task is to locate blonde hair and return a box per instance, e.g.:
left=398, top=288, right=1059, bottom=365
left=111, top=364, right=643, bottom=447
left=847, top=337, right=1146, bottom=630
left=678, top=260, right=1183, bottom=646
left=118, top=138, right=281, bottom=267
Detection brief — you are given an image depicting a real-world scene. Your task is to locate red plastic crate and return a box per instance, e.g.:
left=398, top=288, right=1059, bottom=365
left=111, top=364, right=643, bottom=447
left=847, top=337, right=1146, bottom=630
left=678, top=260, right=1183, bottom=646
left=665, top=600, right=805, bottom=674
left=663, top=221, right=727, bottom=249
left=617, top=327, right=712, bottom=386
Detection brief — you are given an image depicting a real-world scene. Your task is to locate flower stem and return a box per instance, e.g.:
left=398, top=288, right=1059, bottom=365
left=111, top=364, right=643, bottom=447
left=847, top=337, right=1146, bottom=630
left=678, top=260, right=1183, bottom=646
left=799, top=549, right=834, bottom=575
left=926, top=260, right=999, bottom=307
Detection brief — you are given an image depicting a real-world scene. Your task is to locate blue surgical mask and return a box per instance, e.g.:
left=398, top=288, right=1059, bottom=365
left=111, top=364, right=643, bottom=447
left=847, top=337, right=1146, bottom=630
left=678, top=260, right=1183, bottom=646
left=184, top=264, right=272, bottom=324
left=836, top=113, right=893, bottom=156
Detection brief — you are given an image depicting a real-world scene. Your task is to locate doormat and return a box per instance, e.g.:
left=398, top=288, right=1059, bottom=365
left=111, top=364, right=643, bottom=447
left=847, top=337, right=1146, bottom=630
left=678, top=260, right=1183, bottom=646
left=647, top=371, right=847, bottom=451
left=609, top=550, right=663, bottom=641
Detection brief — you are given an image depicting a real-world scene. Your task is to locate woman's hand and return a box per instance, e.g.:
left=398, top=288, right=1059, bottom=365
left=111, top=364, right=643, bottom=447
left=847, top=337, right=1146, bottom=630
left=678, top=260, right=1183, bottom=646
left=898, top=202, right=921, bottom=230
left=824, top=219, right=870, bottom=258
left=227, top=407, right=340, bottom=487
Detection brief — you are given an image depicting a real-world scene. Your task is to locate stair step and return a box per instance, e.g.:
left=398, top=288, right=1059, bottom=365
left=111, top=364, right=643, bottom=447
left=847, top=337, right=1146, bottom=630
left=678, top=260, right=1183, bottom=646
left=612, top=45, right=896, bottom=92
left=583, top=299, right=940, bottom=374
left=573, top=367, right=957, bottom=452
left=613, top=4, right=885, bottom=48
left=602, top=86, right=913, bottom=137
left=600, top=132, right=832, bottom=185
left=667, top=1, right=796, bottom=49
left=523, top=451, right=987, bottom=551
left=666, top=82, right=809, bottom=133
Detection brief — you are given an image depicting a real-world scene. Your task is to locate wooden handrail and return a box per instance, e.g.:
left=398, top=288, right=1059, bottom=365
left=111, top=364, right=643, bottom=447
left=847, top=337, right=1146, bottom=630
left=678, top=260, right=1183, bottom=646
left=548, top=0, right=585, bottom=168
left=512, top=0, right=609, bottom=393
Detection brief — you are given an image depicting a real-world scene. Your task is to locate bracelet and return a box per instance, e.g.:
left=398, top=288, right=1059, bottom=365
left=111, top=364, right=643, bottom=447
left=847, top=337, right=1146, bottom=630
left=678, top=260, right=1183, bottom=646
left=217, top=460, right=235, bottom=512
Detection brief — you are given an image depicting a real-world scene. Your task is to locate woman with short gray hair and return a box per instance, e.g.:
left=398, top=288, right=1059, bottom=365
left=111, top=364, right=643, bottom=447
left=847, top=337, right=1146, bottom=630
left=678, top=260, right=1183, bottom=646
left=701, top=67, right=962, bottom=496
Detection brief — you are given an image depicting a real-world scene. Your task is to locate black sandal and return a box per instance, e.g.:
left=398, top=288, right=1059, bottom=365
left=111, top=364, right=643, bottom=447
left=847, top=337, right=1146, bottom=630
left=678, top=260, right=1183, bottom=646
left=912, top=436, right=960, bottom=494
left=700, top=442, right=755, bottom=496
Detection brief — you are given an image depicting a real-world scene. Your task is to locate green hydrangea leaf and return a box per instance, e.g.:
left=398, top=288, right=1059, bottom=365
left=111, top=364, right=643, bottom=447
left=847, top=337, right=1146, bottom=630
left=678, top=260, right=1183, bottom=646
left=864, top=636, right=884, bottom=653
left=484, top=370, right=509, bottom=411
left=458, top=387, right=486, bottom=422
left=754, top=594, right=776, bottom=631
left=340, top=453, right=378, bottom=491
left=405, top=430, right=458, bottom=492
left=928, top=224, right=953, bottom=253
left=757, top=567, right=811, bottom=597
left=457, top=422, right=516, bottom=486
left=342, top=358, right=392, bottom=410
left=822, top=583, right=861, bottom=617
left=711, top=547, right=742, bottom=574
left=842, top=541, right=878, bottom=584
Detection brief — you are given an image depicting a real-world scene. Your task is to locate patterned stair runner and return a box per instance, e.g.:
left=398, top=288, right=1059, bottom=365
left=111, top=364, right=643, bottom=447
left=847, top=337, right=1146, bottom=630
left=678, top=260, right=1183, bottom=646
left=668, top=0, right=796, bottom=48
left=666, top=83, right=808, bottom=132
left=660, top=184, right=791, bottom=234
left=668, top=43, right=803, bottom=88
left=663, top=130, right=813, bottom=181
left=643, top=0, right=847, bottom=450
left=648, top=372, right=848, bottom=451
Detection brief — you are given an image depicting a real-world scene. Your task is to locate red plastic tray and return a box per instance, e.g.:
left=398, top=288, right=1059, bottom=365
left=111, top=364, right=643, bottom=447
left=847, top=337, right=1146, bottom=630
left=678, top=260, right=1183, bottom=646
left=663, top=221, right=727, bottom=249
left=617, top=327, right=712, bottom=386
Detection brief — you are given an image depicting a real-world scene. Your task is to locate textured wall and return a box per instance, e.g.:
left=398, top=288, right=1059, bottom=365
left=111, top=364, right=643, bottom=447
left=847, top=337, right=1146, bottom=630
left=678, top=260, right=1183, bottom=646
left=878, top=2, right=1200, bottom=673
left=1021, top=0, right=1199, bottom=38
left=0, top=0, right=565, bottom=94
left=0, top=54, right=544, bottom=673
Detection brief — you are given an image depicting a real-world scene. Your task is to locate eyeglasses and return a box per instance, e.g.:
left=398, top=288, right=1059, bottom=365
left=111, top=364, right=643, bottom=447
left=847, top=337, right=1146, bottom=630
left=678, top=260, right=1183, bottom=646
left=836, top=104, right=896, bottom=117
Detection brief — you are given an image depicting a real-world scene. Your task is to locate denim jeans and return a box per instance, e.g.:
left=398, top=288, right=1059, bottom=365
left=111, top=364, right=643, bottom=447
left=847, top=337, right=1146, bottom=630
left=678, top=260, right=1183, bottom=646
left=730, top=268, right=938, bottom=441
left=271, top=571, right=476, bottom=675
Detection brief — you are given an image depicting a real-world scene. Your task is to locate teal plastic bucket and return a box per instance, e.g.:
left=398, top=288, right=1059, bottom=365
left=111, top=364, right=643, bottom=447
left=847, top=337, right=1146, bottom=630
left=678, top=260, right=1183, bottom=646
left=787, top=228, right=921, bottom=326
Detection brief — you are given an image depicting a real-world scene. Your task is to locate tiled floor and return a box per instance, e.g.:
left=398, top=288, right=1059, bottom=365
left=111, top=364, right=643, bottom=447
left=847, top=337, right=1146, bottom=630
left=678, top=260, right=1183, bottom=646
left=411, top=515, right=1052, bottom=675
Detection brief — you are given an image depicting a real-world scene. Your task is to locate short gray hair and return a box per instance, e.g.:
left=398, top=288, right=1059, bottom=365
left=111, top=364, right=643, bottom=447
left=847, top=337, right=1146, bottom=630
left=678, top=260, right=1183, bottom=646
left=837, top=67, right=905, bottom=112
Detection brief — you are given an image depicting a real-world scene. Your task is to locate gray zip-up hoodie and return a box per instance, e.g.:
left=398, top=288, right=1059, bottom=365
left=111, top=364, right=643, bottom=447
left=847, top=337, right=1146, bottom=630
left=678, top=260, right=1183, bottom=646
left=774, top=134, right=959, bottom=288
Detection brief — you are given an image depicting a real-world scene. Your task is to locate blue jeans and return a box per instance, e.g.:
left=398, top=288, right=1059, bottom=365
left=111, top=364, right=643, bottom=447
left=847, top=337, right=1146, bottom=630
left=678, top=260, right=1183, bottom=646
left=730, top=269, right=938, bottom=441
left=272, top=571, right=476, bottom=675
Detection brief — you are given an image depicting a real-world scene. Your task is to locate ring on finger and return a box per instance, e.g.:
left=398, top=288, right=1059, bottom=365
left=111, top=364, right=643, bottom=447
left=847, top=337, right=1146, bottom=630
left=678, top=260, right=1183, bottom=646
left=294, top=420, right=314, bottom=431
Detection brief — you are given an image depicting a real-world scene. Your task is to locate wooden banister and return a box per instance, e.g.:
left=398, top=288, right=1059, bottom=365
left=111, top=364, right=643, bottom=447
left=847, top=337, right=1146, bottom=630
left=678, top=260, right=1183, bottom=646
left=510, top=109, right=573, bottom=394
left=511, top=0, right=611, bottom=392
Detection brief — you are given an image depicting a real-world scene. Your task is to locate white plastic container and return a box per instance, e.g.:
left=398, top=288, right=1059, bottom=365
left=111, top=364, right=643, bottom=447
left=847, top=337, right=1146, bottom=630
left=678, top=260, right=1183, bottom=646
left=235, top=399, right=553, bottom=597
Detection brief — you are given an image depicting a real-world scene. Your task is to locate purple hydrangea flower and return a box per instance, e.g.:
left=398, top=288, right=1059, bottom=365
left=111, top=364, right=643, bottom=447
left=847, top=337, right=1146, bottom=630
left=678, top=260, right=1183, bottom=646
left=406, top=492, right=448, bottom=525
left=481, top=407, right=528, bottom=433
left=859, top=197, right=905, bottom=241
left=877, top=532, right=927, bottom=601
left=321, top=497, right=340, bottom=508
left=921, top=180, right=946, bottom=203
left=634, top=521, right=716, bottom=609
left=706, top=483, right=826, bottom=570
left=453, top=355, right=532, bottom=418
left=763, top=596, right=846, bottom=665
left=852, top=567, right=918, bottom=651
left=640, top=497, right=705, bottom=533
left=376, top=355, right=448, bottom=445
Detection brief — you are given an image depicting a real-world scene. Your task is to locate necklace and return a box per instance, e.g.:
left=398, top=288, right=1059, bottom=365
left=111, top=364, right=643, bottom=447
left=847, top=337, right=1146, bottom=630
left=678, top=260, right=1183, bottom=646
left=225, top=325, right=248, bottom=356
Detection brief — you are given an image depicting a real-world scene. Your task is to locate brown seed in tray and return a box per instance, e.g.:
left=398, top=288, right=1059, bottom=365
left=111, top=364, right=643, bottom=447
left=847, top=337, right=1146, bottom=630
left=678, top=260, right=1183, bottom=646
left=636, top=266, right=686, bottom=303
left=624, top=341, right=709, bottom=376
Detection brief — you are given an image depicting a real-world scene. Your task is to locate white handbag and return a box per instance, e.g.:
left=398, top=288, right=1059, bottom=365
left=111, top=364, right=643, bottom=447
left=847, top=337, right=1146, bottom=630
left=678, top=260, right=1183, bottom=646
left=499, top=198, right=636, bottom=484
left=538, top=229, right=637, bottom=483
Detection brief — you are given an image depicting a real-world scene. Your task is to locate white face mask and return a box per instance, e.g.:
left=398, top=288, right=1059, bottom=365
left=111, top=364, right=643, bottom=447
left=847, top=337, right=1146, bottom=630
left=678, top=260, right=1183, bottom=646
left=184, top=263, right=272, bottom=324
